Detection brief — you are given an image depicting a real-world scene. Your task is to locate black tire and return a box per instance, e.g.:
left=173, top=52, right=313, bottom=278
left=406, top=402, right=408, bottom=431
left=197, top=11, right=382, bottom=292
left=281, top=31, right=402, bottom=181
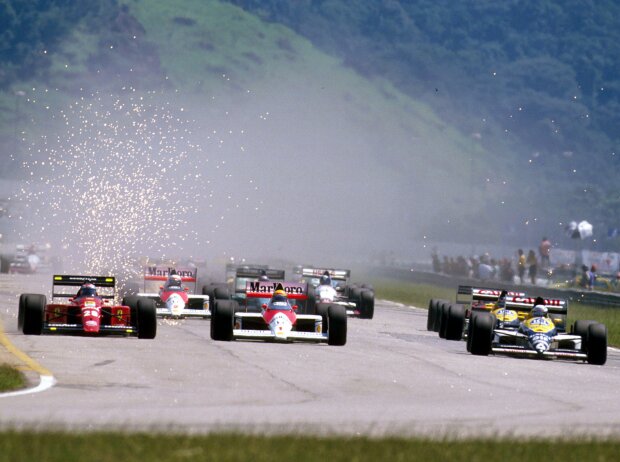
left=18, top=294, right=29, bottom=330
left=427, top=299, right=437, bottom=331
left=438, top=302, right=451, bottom=339
left=360, top=283, right=374, bottom=292
left=586, top=323, right=607, bottom=365
left=359, top=290, right=374, bottom=319
left=327, top=304, right=347, bottom=346
left=201, top=283, right=214, bottom=296
left=350, top=287, right=362, bottom=302
left=470, top=312, right=494, bottom=356
left=316, top=303, right=329, bottom=332
left=23, top=294, right=46, bottom=335
left=344, top=283, right=357, bottom=298
left=211, top=300, right=236, bottom=341
left=305, top=287, right=316, bottom=314
left=466, top=311, right=479, bottom=352
left=0, top=255, right=11, bottom=273
left=446, top=304, right=466, bottom=341
left=573, top=319, right=597, bottom=337
left=213, top=286, right=231, bottom=300
left=137, top=299, right=157, bottom=339
left=433, top=301, right=446, bottom=332
left=123, top=296, right=140, bottom=327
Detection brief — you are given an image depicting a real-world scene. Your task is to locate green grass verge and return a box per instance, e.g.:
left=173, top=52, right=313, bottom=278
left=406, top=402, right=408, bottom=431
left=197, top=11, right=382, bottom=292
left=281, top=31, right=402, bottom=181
left=0, top=364, right=26, bottom=392
left=0, top=432, right=619, bottom=461
left=371, top=278, right=620, bottom=346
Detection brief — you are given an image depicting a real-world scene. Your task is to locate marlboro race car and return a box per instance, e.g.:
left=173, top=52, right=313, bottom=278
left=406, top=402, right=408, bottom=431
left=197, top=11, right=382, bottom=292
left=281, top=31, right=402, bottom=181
left=123, top=265, right=210, bottom=318
left=18, top=275, right=156, bottom=338
left=210, top=281, right=346, bottom=345
left=468, top=297, right=607, bottom=365
left=297, top=267, right=374, bottom=318
left=427, top=286, right=529, bottom=341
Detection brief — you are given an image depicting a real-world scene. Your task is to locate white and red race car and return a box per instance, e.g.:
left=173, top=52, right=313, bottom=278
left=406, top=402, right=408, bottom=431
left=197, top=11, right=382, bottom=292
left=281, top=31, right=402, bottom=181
left=210, top=281, right=346, bottom=345
left=122, top=265, right=210, bottom=318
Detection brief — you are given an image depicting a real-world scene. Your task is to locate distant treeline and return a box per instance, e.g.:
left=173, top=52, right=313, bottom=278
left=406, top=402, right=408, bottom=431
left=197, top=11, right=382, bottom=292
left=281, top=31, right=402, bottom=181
left=230, top=0, right=620, bottom=181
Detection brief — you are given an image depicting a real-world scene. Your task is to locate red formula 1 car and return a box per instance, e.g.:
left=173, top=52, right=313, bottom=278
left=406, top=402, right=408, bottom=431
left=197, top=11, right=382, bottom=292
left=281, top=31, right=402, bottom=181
left=18, top=275, right=156, bottom=338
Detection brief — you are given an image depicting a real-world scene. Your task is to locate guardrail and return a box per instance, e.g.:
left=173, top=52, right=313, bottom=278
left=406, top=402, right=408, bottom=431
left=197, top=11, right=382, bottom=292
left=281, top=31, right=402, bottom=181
left=370, top=266, right=620, bottom=307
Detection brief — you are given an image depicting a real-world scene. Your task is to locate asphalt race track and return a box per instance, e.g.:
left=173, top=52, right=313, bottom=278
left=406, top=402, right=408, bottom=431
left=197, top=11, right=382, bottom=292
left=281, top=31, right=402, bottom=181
left=1, top=274, right=620, bottom=438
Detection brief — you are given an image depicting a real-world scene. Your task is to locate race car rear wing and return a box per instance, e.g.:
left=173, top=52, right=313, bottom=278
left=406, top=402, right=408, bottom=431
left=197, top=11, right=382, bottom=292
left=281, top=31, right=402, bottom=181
left=142, top=265, right=198, bottom=293
left=236, top=268, right=285, bottom=280
left=456, top=286, right=526, bottom=305
left=245, top=281, right=308, bottom=300
left=52, top=275, right=115, bottom=300
left=300, top=267, right=351, bottom=281
left=503, top=296, right=568, bottom=315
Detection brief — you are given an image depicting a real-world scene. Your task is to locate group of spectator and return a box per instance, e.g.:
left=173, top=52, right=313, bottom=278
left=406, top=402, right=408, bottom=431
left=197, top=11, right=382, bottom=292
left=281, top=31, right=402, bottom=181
left=431, top=237, right=553, bottom=286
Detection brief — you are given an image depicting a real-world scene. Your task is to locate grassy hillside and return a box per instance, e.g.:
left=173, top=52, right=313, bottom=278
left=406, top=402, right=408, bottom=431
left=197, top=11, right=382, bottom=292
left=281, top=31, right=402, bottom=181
left=0, top=0, right=514, bottom=260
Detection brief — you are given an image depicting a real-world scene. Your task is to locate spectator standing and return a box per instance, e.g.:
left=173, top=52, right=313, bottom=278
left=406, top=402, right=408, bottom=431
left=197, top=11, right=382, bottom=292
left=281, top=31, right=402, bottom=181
left=527, top=250, right=538, bottom=284
left=517, top=249, right=526, bottom=284
left=579, top=265, right=590, bottom=288
left=539, top=237, right=551, bottom=269
left=589, top=264, right=597, bottom=290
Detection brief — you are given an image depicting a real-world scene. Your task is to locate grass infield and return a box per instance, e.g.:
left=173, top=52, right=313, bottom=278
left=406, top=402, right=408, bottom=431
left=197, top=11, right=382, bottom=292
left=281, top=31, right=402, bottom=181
left=0, top=364, right=25, bottom=393
left=0, top=432, right=619, bottom=462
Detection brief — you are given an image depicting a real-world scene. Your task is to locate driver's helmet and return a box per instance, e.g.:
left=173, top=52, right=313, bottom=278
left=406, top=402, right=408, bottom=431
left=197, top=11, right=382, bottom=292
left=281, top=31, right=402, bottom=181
left=167, top=274, right=182, bottom=286
left=258, top=270, right=269, bottom=282
left=272, top=289, right=288, bottom=303
left=496, top=290, right=507, bottom=308
left=79, top=283, right=98, bottom=297
left=319, top=271, right=332, bottom=286
left=530, top=297, right=548, bottom=318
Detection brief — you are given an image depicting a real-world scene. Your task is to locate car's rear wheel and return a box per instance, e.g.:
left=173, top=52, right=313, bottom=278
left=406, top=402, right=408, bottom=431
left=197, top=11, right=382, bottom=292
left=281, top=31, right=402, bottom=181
left=359, top=290, right=374, bottom=319
left=446, top=304, right=466, bottom=341
left=434, top=301, right=447, bottom=333
left=350, top=287, right=362, bottom=306
left=438, top=302, right=451, bottom=339
left=470, top=312, right=494, bottom=356
left=426, top=299, right=438, bottom=331
left=23, top=294, right=46, bottom=335
left=211, top=300, right=236, bottom=341
left=305, top=287, right=317, bottom=315
left=586, top=323, right=607, bottom=365
left=327, top=304, right=347, bottom=346
left=18, top=294, right=28, bottom=330
left=573, top=319, right=597, bottom=338
left=213, top=285, right=231, bottom=300
left=466, top=311, right=478, bottom=352
left=137, top=299, right=157, bottom=339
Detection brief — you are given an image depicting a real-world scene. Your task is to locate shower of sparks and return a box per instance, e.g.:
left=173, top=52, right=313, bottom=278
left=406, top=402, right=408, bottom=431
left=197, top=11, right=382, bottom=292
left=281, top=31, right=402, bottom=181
left=16, top=87, right=246, bottom=287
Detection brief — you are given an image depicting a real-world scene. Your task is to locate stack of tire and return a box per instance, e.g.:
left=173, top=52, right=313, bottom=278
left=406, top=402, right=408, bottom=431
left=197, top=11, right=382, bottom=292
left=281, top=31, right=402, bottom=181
left=426, top=299, right=466, bottom=341
left=346, top=283, right=375, bottom=319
